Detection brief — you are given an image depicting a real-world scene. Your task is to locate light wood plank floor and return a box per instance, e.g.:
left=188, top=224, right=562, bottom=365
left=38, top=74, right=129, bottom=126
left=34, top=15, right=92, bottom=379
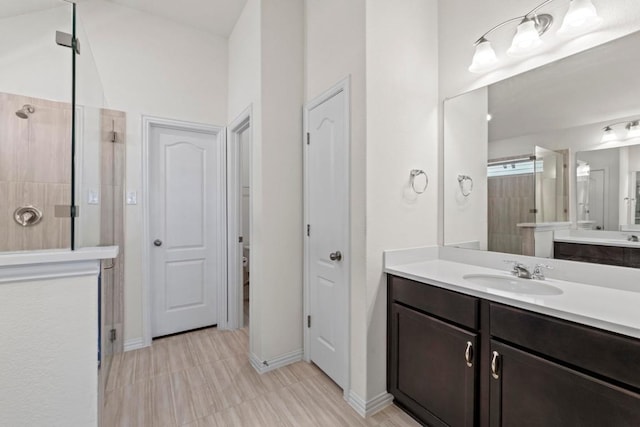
left=104, top=327, right=419, bottom=426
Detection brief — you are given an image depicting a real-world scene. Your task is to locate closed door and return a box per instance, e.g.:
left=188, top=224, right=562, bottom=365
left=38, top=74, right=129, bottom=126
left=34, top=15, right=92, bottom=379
left=306, top=87, right=349, bottom=389
left=150, top=124, right=224, bottom=337
left=589, top=169, right=605, bottom=229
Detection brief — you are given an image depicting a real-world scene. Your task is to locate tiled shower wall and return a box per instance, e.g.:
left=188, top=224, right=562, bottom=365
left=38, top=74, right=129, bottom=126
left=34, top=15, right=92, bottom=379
left=488, top=174, right=536, bottom=255
left=0, top=93, right=72, bottom=251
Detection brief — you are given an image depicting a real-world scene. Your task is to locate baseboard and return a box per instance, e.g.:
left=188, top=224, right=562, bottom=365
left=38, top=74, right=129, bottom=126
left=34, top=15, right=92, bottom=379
left=347, top=390, right=394, bottom=418
left=124, top=337, right=146, bottom=352
left=249, top=349, right=303, bottom=374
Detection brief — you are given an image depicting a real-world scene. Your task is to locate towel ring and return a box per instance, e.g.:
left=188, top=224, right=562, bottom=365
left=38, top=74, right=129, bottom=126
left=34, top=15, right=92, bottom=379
left=410, top=169, right=428, bottom=194
left=458, top=175, right=473, bottom=197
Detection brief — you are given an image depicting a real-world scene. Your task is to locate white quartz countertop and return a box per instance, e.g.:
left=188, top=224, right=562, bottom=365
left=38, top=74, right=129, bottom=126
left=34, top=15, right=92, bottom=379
left=554, top=235, right=640, bottom=248
left=385, top=258, right=640, bottom=340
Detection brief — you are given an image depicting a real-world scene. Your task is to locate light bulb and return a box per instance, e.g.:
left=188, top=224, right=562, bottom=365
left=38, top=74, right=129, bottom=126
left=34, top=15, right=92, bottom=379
left=558, top=0, right=603, bottom=37
left=601, top=126, right=617, bottom=143
left=507, top=19, right=543, bottom=57
left=469, top=39, right=498, bottom=73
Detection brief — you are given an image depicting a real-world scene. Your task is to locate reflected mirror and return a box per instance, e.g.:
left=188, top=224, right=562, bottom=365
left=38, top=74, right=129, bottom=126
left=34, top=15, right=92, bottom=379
left=444, top=30, right=640, bottom=265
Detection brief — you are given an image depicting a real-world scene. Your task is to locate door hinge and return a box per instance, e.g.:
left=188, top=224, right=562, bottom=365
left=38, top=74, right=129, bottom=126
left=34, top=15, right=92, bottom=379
left=530, top=208, right=538, bottom=214
left=306, top=132, right=310, bottom=145
left=307, top=315, right=311, bottom=328
left=239, top=236, right=243, bottom=243
left=307, top=224, right=310, bottom=237
left=109, top=328, right=117, bottom=343
left=55, top=31, right=81, bottom=54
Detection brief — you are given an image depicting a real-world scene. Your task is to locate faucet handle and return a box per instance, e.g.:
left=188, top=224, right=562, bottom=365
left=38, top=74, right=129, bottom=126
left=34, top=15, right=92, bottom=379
left=532, top=263, right=553, bottom=280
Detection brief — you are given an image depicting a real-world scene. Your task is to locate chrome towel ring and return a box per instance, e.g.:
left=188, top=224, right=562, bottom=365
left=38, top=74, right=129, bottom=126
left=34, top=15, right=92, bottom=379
left=410, top=169, right=429, bottom=194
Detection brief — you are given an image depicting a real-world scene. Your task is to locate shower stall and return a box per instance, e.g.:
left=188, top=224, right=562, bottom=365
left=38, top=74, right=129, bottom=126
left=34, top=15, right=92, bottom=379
left=0, top=0, right=125, bottom=400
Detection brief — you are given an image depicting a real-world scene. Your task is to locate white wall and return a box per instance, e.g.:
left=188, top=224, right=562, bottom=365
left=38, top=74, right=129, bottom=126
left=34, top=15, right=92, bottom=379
left=254, top=0, right=305, bottom=363
left=364, top=0, right=439, bottom=400
left=0, top=274, right=99, bottom=427
left=78, top=0, right=229, bottom=342
left=305, top=0, right=368, bottom=399
left=443, top=87, right=488, bottom=249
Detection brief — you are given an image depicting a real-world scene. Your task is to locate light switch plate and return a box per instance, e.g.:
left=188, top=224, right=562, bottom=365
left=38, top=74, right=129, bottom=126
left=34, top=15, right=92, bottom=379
left=126, top=191, right=137, bottom=205
left=88, top=189, right=99, bottom=205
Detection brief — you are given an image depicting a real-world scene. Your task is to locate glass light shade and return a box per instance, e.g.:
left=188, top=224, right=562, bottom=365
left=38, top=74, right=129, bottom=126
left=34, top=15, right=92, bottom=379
left=469, top=40, right=498, bottom=73
left=558, top=0, right=603, bottom=37
left=601, top=126, right=617, bottom=143
left=628, top=122, right=640, bottom=139
left=507, top=19, right=543, bottom=57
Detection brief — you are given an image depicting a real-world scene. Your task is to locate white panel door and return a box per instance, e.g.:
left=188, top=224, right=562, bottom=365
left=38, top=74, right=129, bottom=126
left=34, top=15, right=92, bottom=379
left=306, top=88, right=349, bottom=389
left=589, top=169, right=606, bottom=230
left=150, top=124, right=224, bottom=337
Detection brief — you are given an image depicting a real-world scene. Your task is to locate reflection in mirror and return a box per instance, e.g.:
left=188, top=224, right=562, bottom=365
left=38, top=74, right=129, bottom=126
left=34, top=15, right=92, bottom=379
left=444, top=30, right=640, bottom=265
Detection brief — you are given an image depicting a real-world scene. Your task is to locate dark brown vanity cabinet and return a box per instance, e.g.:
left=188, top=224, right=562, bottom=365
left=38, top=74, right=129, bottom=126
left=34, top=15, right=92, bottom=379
left=388, top=275, right=640, bottom=427
left=388, top=276, right=480, bottom=427
left=554, top=241, right=640, bottom=268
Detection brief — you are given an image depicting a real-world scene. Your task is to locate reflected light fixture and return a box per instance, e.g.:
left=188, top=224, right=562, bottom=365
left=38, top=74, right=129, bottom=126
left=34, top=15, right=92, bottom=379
left=600, top=119, right=640, bottom=143
left=469, top=0, right=603, bottom=74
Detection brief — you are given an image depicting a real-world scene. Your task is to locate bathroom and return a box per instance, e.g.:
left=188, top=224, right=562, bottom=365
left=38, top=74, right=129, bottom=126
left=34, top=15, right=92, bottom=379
left=1, top=0, right=640, bottom=426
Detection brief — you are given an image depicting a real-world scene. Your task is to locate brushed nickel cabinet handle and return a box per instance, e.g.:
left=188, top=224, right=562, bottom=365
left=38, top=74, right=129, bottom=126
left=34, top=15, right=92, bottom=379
left=465, top=341, right=474, bottom=368
left=491, top=351, right=501, bottom=379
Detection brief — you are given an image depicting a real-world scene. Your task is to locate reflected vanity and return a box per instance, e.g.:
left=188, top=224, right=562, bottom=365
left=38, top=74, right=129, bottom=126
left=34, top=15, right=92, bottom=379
left=444, top=30, right=640, bottom=264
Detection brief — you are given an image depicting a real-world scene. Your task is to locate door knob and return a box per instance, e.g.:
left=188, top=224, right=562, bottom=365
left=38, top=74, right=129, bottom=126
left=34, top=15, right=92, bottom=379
left=329, top=251, right=343, bottom=261
left=153, top=239, right=163, bottom=247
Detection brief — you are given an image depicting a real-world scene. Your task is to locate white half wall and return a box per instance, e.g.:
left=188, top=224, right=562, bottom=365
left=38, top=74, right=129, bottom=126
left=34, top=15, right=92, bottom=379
left=0, top=274, right=99, bottom=427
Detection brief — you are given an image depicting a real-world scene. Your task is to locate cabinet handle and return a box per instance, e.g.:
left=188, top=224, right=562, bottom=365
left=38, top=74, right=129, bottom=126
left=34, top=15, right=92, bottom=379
left=464, top=341, right=474, bottom=367
left=491, top=351, right=501, bottom=379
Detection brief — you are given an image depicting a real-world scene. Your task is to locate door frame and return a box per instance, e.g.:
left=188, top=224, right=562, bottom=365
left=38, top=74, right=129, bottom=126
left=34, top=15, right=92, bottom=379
left=227, top=106, right=252, bottom=330
left=303, top=77, right=351, bottom=396
left=141, top=116, right=227, bottom=346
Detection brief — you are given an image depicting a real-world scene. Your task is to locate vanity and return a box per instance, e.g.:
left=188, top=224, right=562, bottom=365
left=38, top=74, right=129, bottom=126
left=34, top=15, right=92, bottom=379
left=385, top=248, right=640, bottom=427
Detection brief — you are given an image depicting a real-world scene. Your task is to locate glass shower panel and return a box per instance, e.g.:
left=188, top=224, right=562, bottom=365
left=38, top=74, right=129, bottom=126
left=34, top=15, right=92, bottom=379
left=0, top=0, right=73, bottom=252
left=534, top=146, right=566, bottom=223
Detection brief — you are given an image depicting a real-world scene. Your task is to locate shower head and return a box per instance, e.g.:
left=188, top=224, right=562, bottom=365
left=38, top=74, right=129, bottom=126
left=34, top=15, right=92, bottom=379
left=16, top=104, right=35, bottom=119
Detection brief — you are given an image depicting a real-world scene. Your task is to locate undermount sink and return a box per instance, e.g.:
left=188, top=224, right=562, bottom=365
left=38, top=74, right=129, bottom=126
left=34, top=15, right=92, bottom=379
left=462, top=274, right=563, bottom=296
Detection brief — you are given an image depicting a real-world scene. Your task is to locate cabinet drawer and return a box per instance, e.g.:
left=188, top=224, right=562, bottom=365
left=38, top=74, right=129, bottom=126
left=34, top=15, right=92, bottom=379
left=389, top=275, right=479, bottom=330
left=624, top=247, right=640, bottom=268
left=491, top=303, right=640, bottom=390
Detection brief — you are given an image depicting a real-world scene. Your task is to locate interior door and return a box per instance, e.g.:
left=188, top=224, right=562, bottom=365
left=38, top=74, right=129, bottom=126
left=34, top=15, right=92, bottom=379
left=589, top=169, right=605, bottom=229
left=306, top=87, right=349, bottom=389
left=150, top=124, right=224, bottom=337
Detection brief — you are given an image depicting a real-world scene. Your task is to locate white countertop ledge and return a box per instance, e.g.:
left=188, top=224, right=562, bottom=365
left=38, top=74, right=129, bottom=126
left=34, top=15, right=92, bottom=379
left=0, top=246, right=118, bottom=267
left=385, top=248, right=640, bottom=340
left=0, top=247, right=118, bottom=284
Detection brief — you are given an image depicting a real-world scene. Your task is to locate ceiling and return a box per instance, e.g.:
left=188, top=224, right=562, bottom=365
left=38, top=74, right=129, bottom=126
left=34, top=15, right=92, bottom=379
left=0, top=0, right=248, bottom=38
left=107, top=0, right=248, bottom=38
left=0, top=0, right=67, bottom=20
left=489, top=29, right=640, bottom=142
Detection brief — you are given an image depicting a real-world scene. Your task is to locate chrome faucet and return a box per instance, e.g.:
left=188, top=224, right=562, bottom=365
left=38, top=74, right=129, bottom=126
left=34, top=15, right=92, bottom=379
left=504, top=261, right=533, bottom=279
left=504, top=261, right=553, bottom=280
left=628, top=235, right=639, bottom=242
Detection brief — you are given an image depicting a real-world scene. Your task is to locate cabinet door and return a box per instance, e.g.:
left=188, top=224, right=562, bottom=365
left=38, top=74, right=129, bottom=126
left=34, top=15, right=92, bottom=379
left=389, top=303, right=478, bottom=427
left=489, top=340, right=640, bottom=427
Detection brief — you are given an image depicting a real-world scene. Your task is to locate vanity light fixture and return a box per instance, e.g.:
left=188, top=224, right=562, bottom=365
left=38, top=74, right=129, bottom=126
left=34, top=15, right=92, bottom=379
left=469, top=0, right=603, bottom=73
left=600, top=119, right=640, bottom=143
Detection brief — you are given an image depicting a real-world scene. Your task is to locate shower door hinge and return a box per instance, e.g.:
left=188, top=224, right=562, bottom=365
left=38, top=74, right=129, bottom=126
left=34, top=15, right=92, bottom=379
left=307, top=224, right=310, bottom=237
left=307, top=315, right=311, bottom=328
left=109, top=329, right=117, bottom=343
left=55, top=31, right=81, bottom=54
left=55, top=205, right=80, bottom=218
left=306, top=132, right=310, bottom=145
